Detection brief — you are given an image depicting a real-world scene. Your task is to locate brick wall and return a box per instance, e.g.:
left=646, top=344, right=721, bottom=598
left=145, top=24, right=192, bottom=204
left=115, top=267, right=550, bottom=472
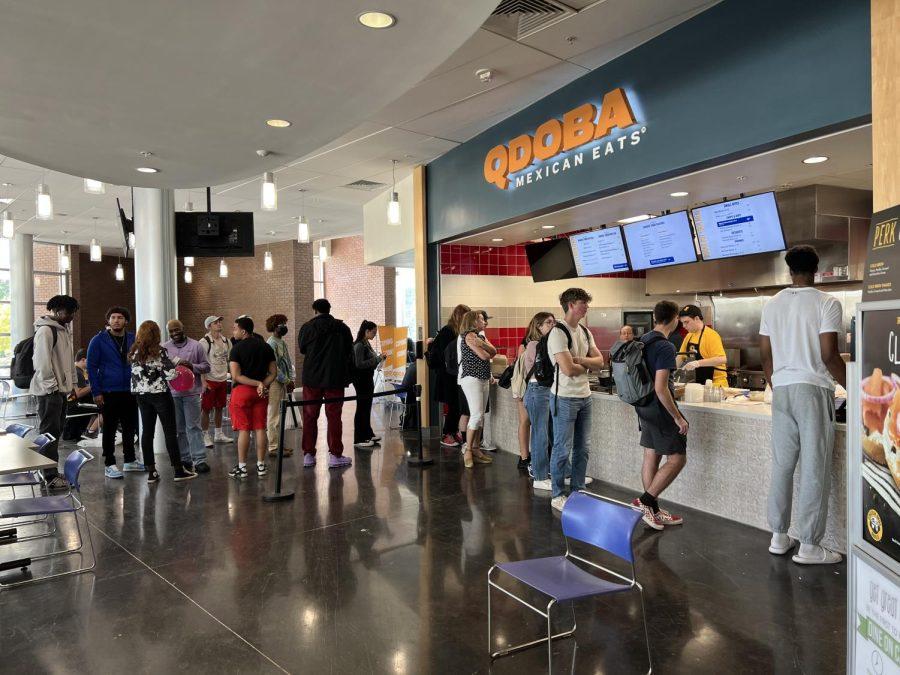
left=69, top=251, right=136, bottom=352
left=324, top=236, right=395, bottom=337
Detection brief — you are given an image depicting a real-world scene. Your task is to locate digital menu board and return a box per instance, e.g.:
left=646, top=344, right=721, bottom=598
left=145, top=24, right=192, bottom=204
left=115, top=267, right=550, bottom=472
left=691, top=192, right=786, bottom=261
left=570, top=228, right=630, bottom=276
left=622, top=212, right=697, bottom=270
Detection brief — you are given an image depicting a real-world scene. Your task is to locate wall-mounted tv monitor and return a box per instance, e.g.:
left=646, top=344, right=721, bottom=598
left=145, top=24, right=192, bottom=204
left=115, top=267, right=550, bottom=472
left=525, top=239, right=578, bottom=282
left=691, top=191, right=786, bottom=261
left=570, top=228, right=630, bottom=276
left=622, top=211, right=697, bottom=270
left=175, top=212, right=255, bottom=257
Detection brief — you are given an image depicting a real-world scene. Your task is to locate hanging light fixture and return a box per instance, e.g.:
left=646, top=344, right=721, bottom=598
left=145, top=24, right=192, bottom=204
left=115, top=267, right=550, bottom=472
left=59, top=245, right=70, bottom=271
left=115, top=263, right=125, bottom=281
left=184, top=267, right=193, bottom=284
left=264, top=250, right=273, bottom=271
left=260, top=171, right=277, bottom=211
left=184, top=199, right=194, bottom=212
left=184, top=256, right=195, bottom=267
left=318, top=242, right=328, bottom=262
left=36, top=183, right=53, bottom=220
left=387, top=160, right=401, bottom=226
left=1, top=211, right=13, bottom=239
left=83, top=178, right=105, bottom=195
left=90, top=238, right=102, bottom=262
left=127, top=232, right=136, bottom=250
left=219, top=259, right=228, bottom=278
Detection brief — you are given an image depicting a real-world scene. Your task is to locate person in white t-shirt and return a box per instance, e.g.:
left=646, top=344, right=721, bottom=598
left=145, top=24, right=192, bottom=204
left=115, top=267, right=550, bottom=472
left=759, top=245, right=847, bottom=565
left=200, top=315, right=233, bottom=447
left=547, top=288, right=604, bottom=513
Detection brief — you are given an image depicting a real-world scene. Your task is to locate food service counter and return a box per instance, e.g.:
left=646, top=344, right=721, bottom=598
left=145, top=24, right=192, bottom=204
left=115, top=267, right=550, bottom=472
left=488, top=387, right=847, bottom=553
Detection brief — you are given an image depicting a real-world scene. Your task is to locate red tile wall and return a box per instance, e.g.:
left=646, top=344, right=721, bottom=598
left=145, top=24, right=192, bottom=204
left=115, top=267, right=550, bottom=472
left=484, top=327, right=526, bottom=361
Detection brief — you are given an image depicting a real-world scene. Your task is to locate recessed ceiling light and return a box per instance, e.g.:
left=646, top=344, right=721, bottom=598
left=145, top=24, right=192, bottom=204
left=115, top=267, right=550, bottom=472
left=669, top=191, right=689, bottom=198
left=618, top=214, right=651, bottom=224
left=266, top=119, right=292, bottom=128
left=0, top=198, right=12, bottom=205
left=541, top=225, right=556, bottom=230
left=358, top=11, right=396, bottom=28
left=736, top=175, right=747, bottom=181
left=1, top=183, right=12, bottom=187
left=802, top=156, right=828, bottom=164
left=491, top=237, right=503, bottom=242
left=136, top=167, right=158, bottom=173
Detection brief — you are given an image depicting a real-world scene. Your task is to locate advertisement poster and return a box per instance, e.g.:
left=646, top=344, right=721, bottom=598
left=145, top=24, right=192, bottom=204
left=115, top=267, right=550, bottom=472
left=855, top=556, right=900, bottom=675
left=864, top=206, right=900, bottom=301
left=861, top=309, right=900, bottom=564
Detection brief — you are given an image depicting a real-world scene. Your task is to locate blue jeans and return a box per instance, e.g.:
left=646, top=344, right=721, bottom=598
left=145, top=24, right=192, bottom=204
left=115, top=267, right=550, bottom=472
left=550, top=395, right=592, bottom=498
left=173, top=394, right=206, bottom=465
left=523, top=383, right=551, bottom=481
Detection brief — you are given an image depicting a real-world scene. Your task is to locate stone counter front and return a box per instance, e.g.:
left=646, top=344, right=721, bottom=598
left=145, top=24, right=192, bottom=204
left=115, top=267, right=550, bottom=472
left=488, top=387, right=846, bottom=553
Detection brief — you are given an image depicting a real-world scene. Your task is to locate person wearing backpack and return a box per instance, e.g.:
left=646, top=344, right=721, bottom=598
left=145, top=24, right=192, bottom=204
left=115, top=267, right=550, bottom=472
left=547, top=288, right=605, bottom=512
left=29, top=294, right=79, bottom=490
left=522, top=312, right=556, bottom=489
left=200, top=315, right=233, bottom=447
left=429, top=304, right=470, bottom=448
left=632, top=300, right=689, bottom=530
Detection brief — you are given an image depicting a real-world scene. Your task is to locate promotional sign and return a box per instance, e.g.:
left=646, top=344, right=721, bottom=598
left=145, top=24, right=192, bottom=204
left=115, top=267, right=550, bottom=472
left=855, top=556, right=900, bottom=675
left=864, top=206, right=900, bottom=300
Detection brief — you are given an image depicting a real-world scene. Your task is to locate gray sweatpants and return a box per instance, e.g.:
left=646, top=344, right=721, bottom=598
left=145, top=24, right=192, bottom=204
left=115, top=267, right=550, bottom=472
left=768, top=383, right=835, bottom=545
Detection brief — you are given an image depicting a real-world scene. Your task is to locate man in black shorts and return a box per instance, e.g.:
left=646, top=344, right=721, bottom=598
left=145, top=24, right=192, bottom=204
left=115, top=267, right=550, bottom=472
left=633, top=300, right=689, bottom=530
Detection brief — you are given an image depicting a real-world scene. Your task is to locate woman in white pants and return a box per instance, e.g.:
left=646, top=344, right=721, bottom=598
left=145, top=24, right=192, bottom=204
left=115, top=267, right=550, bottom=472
left=457, top=311, right=496, bottom=468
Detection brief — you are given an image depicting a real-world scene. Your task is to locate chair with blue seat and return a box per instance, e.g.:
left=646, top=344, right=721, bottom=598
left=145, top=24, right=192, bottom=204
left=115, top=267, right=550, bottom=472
left=487, top=491, right=651, bottom=673
left=4, top=423, right=33, bottom=438
left=0, top=449, right=96, bottom=589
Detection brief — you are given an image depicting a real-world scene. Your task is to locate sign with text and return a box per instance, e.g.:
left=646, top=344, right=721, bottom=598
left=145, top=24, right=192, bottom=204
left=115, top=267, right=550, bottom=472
left=855, top=556, right=900, bottom=675
left=864, top=206, right=900, bottom=300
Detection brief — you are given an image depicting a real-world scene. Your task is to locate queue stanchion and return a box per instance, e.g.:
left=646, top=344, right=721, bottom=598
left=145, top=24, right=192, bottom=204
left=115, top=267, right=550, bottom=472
left=263, top=398, right=295, bottom=502
left=407, top=383, right=433, bottom=467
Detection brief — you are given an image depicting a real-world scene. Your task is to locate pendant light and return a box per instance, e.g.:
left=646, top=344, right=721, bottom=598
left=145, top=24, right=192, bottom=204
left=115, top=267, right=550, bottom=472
left=219, top=259, right=228, bottom=278
left=184, top=199, right=194, bottom=212
left=387, top=160, right=401, bottom=226
left=260, top=171, right=277, bottom=211
left=263, top=250, right=273, bottom=271
left=184, top=267, right=193, bottom=284
left=36, top=183, right=53, bottom=220
left=184, top=256, right=194, bottom=267
left=318, top=242, right=328, bottom=262
left=115, top=263, right=125, bottom=281
left=297, top=190, right=310, bottom=243
left=1, top=211, right=13, bottom=238
left=90, top=239, right=102, bottom=261
left=83, top=178, right=105, bottom=195
left=127, top=232, right=136, bottom=250
left=59, top=245, right=70, bottom=271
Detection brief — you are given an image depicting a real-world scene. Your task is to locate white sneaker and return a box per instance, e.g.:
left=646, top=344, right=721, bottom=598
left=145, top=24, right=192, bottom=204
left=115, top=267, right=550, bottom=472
left=768, top=533, right=796, bottom=555
left=563, top=476, right=594, bottom=486
left=214, top=431, right=232, bottom=444
left=551, top=495, right=568, bottom=512
left=354, top=440, right=376, bottom=448
left=792, top=544, right=842, bottom=565
left=203, top=432, right=213, bottom=448
left=532, top=479, right=552, bottom=492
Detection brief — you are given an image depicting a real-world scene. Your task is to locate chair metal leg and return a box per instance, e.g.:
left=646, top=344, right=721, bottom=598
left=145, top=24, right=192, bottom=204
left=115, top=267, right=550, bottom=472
left=4, top=512, right=58, bottom=542
left=638, top=584, right=653, bottom=674
left=487, top=566, right=494, bottom=653
left=547, top=599, right=555, bottom=674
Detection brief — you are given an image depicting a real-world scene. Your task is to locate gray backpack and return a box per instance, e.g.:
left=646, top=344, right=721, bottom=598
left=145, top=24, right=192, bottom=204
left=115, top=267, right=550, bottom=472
left=610, top=335, right=664, bottom=407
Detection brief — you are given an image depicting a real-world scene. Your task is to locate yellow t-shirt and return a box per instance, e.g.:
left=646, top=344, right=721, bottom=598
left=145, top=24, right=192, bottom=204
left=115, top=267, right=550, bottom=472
left=680, top=326, right=728, bottom=387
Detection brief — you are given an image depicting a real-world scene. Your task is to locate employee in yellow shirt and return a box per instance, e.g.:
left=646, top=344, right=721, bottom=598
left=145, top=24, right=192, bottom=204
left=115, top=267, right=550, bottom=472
left=676, top=305, right=728, bottom=387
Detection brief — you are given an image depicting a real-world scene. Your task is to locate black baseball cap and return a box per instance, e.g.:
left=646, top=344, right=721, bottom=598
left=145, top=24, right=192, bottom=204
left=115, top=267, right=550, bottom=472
left=678, top=304, right=703, bottom=320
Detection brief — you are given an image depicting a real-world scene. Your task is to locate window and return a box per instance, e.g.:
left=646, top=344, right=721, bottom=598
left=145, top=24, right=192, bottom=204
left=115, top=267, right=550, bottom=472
left=313, top=251, right=325, bottom=300
left=395, top=267, right=416, bottom=339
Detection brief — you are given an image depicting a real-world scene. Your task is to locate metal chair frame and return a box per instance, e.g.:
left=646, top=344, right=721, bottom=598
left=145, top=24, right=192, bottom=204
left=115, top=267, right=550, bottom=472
left=487, top=491, right=652, bottom=674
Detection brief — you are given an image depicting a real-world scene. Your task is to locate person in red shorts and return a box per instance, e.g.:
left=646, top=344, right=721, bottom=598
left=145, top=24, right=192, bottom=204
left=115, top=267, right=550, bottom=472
left=200, top=315, right=233, bottom=447
left=227, top=316, right=276, bottom=479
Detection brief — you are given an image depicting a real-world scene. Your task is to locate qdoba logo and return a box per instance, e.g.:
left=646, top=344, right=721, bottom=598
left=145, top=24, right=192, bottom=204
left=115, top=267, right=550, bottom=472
left=482, top=87, right=643, bottom=190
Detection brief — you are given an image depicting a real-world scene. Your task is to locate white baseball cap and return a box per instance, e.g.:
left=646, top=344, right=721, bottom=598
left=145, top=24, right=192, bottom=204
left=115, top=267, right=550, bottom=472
left=204, top=315, right=223, bottom=329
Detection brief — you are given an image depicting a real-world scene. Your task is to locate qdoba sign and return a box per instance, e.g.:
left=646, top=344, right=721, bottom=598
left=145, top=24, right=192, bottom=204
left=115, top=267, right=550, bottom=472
left=482, top=87, right=645, bottom=190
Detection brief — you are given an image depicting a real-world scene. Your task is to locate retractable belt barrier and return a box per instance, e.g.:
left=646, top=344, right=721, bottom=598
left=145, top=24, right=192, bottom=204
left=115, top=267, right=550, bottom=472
left=263, top=383, right=432, bottom=503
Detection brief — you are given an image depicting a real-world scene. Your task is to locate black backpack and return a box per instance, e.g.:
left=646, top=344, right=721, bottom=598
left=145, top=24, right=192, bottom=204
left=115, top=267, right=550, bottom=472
left=11, top=326, right=59, bottom=389
left=526, top=333, right=555, bottom=387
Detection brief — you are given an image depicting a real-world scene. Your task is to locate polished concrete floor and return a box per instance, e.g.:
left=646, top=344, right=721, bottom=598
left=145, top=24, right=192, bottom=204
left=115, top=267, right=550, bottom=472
left=0, top=404, right=846, bottom=674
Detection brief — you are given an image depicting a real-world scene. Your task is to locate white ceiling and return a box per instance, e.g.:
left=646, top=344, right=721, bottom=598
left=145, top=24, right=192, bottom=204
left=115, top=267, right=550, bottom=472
left=2, top=0, right=723, bottom=248
left=453, top=125, right=873, bottom=246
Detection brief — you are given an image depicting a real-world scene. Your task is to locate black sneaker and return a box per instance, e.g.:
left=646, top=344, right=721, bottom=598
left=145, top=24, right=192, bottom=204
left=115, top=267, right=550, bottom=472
left=174, top=467, right=197, bottom=482
left=228, top=465, right=248, bottom=479
left=517, top=455, right=532, bottom=471
left=147, top=469, right=160, bottom=484
left=194, top=462, right=210, bottom=474
left=183, top=462, right=194, bottom=473
left=256, top=462, right=267, bottom=477
left=46, top=476, right=69, bottom=492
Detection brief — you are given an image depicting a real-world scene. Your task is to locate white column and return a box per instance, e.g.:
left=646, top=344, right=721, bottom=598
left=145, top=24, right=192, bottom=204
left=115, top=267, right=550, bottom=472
left=133, top=188, right=177, bottom=325
left=10, top=232, right=35, bottom=347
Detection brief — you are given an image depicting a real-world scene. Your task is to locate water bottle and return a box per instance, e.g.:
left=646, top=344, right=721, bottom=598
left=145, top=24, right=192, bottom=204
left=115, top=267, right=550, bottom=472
left=704, top=379, right=714, bottom=403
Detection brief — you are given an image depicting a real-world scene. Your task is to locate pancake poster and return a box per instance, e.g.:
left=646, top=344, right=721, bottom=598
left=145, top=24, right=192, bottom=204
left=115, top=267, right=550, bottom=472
left=861, top=309, right=900, bottom=564
left=864, top=205, right=900, bottom=300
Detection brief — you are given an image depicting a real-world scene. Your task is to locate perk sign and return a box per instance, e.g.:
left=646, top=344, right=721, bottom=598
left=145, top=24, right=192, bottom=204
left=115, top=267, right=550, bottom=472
left=864, top=206, right=900, bottom=300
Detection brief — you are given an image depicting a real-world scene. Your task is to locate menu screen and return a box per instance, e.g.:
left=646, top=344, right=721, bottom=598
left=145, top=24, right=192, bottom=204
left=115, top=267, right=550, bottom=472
left=525, top=239, right=578, bottom=282
left=622, top=212, right=697, bottom=270
left=692, top=192, right=785, bottom=261
left=570, top=228, right=630, bottom=276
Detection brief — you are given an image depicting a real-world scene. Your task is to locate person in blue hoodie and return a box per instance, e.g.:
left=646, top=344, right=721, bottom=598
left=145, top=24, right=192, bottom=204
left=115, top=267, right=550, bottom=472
left=87, top=306, right=144, bottom=478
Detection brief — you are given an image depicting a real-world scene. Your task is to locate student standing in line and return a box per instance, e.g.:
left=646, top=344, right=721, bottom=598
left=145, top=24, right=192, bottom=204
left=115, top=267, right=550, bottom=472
left=228, top=316, right=277, bottom=478
left=87, top=306, right=144, bottom=478
left=431, top=304, right=470, bottom=447
left=477, top=310, right=499, bottom=452
left=200, top=315, right=233, bottom=447
left=547, top=288, right=604, bottom=512
left=457, top=310, right=496, bottom=468
left=265, top=313, right=295, bottom=457
left=29, top=295, right=79, bottom=490
left=760, top=245, right=846, bottom=565
left=352, top=320, right=386, bottom=449
left=632, top=300, right=688, bottom=530
left=129, top=321, right=196, bottom=483
left=522, top=312, right=556, bottom=490
left=513, top=332, right=532, bottom=471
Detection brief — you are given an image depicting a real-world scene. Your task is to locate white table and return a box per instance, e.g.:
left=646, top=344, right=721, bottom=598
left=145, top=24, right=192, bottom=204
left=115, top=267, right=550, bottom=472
left=0, top=435, right=56, bottom=476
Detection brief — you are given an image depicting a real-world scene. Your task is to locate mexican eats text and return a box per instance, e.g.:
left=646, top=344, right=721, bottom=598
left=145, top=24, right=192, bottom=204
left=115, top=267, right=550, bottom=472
left=482, top=87, right=643, bottom=190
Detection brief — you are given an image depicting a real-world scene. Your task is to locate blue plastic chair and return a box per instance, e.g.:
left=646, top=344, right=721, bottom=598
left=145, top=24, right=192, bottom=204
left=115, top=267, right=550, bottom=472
left=4, top=423, right=33, bottom=438
left=487, top=492, right=652, bottom=673
left=0, top=449, right=96, bottom=589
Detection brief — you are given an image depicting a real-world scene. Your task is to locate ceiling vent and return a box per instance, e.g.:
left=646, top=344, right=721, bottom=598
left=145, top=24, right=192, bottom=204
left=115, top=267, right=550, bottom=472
left=343, top=179, right=388, bottom=191
left=485, top=0, right=575, bottom=41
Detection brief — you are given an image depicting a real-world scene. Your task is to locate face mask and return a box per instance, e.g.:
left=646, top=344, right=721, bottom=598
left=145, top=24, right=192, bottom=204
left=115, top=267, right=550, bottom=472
left=276, top=325, right=288, bottom=337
